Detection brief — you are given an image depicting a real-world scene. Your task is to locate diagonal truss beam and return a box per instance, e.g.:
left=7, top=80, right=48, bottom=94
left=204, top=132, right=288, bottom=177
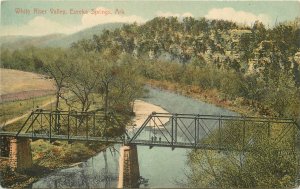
left=1, top=110, right=298, bottom=152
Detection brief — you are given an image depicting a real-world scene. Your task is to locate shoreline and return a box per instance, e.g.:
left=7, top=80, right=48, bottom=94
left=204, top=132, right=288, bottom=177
left=2, top=83, right=258, bottom=188
left=146, top=80, right=260, bottom=117
left=130, top=99, right=170, bottom=129
left=0, top=98, right=170, bottom=188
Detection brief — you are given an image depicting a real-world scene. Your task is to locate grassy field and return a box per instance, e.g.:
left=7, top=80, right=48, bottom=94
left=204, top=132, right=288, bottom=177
left=0, top=68, right=54, bottom=95
left=0, top=95, right=55, bottom=126
left=0, top=69, right=56, bottom=126
left=0, top=69, right=109, bottom=188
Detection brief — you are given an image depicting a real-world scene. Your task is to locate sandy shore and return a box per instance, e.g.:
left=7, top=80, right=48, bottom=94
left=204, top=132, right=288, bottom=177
left=131, top=99, right=169, bottom=128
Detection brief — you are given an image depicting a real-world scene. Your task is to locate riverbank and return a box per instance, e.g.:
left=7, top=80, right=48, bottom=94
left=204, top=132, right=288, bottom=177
left=30, top=87, right=236, bottom=188
left=0, top=141, right=109, bottom=188
left=0, top=98, right=170, bottom=188
left=146, top=79, right=264, bottom=117
left=131, top=99, right=169, bottom=128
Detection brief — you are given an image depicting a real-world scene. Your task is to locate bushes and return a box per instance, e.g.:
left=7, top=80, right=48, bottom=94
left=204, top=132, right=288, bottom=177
left=187, top=128, right=299, bottom=188
left=219, top=71, right=244, bottom=100
left=63, top=143, right=94, bottom=163
left=144, top=59, right=300, bottom=119
left=31, top=140, right=98, bottom=168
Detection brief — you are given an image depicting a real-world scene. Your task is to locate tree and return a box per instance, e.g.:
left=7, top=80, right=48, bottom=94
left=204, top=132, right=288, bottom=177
left=262, top=70, right=300, bottom=117
left=38, top=48, right=71, bottom=111
left=89, top=50, right=121, bottom=116
left=239, top=33, right=255, bottom=62
left=0, top=49, right=12, bottom=68
left=241, top=75, right=264, bottom=107
left=252, top=20, right=267, bottom=46
left=187, top=128, right=299, bottom=188
left=71, top=39, right=94, bottom=52
left=220, top=71, right=244, bottom=100
left=66, top=50, right=100, bottom=112
left=111, top=54, right=144, bottom=114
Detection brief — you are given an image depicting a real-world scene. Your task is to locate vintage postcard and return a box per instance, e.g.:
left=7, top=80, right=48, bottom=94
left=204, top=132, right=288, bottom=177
left=0, top=1, right=300, bottom=188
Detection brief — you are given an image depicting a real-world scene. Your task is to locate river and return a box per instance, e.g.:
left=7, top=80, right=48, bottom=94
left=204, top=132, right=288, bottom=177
left=32, top=87, right=237, bottom=188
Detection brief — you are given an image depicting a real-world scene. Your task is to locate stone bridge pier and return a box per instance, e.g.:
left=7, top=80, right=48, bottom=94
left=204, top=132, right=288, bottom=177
left=0, top=136, right=10, bottom=157
left=0, top=137, right=33, bottom=171
left=118, top=144, right=140, bottom=188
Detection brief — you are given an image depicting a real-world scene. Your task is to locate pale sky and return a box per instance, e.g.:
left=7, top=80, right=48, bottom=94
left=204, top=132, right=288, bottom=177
left=1, top=1, right=300, bottom=36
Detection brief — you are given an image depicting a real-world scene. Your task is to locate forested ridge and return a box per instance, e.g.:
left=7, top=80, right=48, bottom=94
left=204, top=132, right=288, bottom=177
left=1, top=16, right=300, bottom=188
left=2, top=16, right=300, bottom=118
left=71, top=16, right=300, bottom=118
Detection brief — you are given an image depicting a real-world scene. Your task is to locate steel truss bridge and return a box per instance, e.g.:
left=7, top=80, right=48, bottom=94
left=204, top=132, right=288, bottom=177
left=0, top=109, right=299, bottom=152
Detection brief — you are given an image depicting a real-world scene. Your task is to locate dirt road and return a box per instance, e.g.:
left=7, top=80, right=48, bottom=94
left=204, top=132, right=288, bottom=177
left=0, top=99, right=56, bottom=127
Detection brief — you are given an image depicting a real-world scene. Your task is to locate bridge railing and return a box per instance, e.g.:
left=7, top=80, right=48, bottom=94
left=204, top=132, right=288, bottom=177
left=129, top=112, right=299, bottom=151
left=16, top=109, right=129, bottom=142
left=3, top=110, right=299, bottom=151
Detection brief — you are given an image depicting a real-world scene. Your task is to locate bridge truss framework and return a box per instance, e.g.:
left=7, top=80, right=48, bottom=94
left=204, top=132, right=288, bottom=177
left=0, top=109, right=299, bottom=152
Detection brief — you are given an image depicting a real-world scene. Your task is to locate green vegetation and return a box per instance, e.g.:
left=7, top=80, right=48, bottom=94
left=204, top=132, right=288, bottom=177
left=186, top=120, right=298, bottom=188
left=1, top=16, right=299, bottom=188
left=70, top=17, right=299, bottom=118
left=0, top=95, right=55, bottom=124
left=31, top=140, right=106, bottom=168
left=0, top=140, right=106, bottom=188
left=1, top=48, right=144, bottom=115
left=188, top=147, right=298, bottom=188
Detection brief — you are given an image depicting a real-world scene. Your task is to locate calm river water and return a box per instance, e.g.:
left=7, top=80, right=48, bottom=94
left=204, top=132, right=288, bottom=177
left=32, top=87, right=237, bottom=188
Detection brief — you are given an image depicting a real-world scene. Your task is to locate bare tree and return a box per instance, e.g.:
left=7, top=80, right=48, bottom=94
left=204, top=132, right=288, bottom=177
left=66, top=50, right=100, bottom=112
left=38, top=48, right=72, bottom=111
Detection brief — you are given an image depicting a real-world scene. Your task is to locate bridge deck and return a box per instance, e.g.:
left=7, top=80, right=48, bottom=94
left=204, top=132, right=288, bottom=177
left=0, top=132, right=124, bottom=143
left=0, top=132, right=232, bottom=150
left=1, top=110, right=299, bottom=151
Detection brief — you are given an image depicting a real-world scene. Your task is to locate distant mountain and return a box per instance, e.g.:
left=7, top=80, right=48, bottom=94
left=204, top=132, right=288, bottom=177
left=0, top=34, right=65, bottom=50
left=0, top=23, right=124, bottom=49
left=44, top=22, right=124, bottom=48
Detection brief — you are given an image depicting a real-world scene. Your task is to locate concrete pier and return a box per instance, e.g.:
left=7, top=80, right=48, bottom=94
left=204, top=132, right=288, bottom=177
left=0, top=136, right=10, bottom=157
left=118, top=145, right=140, bottom=188
left=8, top=138, right=33, bottom=171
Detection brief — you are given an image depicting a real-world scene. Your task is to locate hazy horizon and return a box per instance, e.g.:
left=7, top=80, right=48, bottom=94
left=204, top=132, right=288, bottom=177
left=1, top=1, right=299, bottom=37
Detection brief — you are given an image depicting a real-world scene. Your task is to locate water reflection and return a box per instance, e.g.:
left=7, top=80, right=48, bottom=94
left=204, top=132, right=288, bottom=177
left=33, top=148, right=120, bottom=188
left=32, top=87, right=237, bottom=188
